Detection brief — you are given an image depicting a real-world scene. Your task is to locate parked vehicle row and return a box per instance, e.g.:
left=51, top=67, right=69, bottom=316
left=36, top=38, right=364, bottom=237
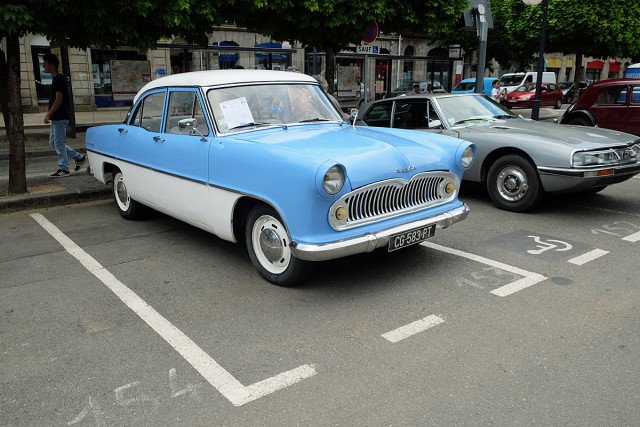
left=86, top=70, right=640, bottom=287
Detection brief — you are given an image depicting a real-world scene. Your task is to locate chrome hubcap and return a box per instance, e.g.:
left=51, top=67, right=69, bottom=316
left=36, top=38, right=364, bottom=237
left=259, top=227, right=283, bottom=263
left=496, top=166, right=528, bottom=201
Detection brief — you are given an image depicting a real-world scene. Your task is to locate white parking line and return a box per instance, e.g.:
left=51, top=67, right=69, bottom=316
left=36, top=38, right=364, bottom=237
left=30, top=213, right=316, bottom=407
left=382, top=315, right=444, bottom=343
left=421, top=241, right=547, bottom=297
left=567, top=249, right=610, bottom=265
left=622, top=231, right=640, bottom=242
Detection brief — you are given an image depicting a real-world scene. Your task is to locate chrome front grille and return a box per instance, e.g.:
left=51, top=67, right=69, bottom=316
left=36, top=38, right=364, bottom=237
left=329, top=172, right=459, bottom=230
left=614, top=146, right=639, bottom=164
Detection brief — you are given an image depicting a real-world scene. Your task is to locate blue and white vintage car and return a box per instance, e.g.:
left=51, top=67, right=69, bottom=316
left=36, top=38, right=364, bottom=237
left=86, top=70, right=475, bottom=286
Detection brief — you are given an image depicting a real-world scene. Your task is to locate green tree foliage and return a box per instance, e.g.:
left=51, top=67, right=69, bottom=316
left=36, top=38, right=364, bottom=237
left=490, top=0, right=640, bottom=71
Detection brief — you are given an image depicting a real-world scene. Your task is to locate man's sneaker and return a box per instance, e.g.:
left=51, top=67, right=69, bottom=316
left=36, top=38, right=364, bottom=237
left=50, top=169, right=71, bottom=178
left=74, top=155, right=87, bottom=171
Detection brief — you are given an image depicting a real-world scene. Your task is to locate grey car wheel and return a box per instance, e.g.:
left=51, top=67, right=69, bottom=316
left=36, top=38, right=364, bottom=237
left=487, top=155, right=544, bottom=212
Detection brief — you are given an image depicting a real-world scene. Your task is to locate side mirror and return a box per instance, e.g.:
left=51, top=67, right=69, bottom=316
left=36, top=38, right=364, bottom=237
left=178, top=118, right=205, bottom=138
left=428, top=119, right=442, bottom=129
left=178, top=118, right=198, bottom=132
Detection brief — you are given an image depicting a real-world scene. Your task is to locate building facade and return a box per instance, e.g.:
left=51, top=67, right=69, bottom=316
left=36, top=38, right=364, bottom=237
left=5, top=27, right=635, bottom=115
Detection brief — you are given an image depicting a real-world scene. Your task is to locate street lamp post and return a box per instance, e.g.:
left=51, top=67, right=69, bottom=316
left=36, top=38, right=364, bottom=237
left=523, top=0, right=549, bottom=121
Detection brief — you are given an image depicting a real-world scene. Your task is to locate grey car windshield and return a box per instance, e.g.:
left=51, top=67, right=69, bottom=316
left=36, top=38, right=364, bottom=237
left=207, top=83, right=343, bottom=134
left=435, top=95, right=516, bottom=127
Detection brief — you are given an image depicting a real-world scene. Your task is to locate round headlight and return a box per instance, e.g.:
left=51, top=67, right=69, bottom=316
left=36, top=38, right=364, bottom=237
left=461, top=145, right=475, bottom=169
left=323, top=165, right=344, bottom=195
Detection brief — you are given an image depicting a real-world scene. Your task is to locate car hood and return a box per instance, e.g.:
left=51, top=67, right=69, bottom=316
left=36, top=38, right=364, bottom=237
left=455, top=118, right=638, bottom=148
left=234, top=124, right=461, bottom=187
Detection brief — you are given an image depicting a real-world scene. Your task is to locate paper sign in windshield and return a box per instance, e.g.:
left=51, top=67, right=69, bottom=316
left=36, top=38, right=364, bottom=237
left=220, top=97, right=254, bottom=129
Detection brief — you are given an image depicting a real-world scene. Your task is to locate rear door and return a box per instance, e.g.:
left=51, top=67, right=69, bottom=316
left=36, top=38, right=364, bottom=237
left=590, top=84, right=630, bottom=133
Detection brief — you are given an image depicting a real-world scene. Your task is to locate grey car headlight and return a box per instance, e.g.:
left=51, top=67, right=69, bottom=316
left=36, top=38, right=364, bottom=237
left=323, top=165, right=345, bottom=195
left=572, top=150, right=619, bottom=167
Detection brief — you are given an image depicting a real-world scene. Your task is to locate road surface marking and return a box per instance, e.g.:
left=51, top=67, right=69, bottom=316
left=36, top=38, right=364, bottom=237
left=567, top=249, right=609, bottom=265
left=622, top=231, right=640, bottom=242
left=30, top=213, right=316, bottom=407
left=382, top=315, right=444, bottom=343
left=421, top=241, right=547, bottom=297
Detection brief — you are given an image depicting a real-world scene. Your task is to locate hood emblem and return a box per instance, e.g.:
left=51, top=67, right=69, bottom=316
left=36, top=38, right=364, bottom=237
left=395, top=165, right=416, bottom=173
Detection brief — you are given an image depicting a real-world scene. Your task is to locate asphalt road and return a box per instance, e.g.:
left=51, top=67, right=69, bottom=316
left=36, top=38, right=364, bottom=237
left=1, top=175, right=639, bottom=426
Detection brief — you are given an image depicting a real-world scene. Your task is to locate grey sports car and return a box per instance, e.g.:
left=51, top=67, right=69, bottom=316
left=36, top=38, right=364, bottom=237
left=356, top=93, right=640, bottom=212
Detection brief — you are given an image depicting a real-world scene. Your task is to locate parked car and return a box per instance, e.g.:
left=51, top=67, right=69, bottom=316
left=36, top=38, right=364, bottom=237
left=498, top=71, right=557, bottom=94
left=561, top=78, right=640, bottom=136
left=86, top=70, right=475, bottom=286
left=504, top=82, right=563, bottom=109
left=451, top=77, right=498, bottom=97
left=356, top=93, right=640, bottom=212
left=558, top=80, right=589, bottom=103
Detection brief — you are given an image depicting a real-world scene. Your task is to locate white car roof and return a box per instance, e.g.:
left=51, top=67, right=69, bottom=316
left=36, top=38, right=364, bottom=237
left=135, top=69, right=317, bottom=102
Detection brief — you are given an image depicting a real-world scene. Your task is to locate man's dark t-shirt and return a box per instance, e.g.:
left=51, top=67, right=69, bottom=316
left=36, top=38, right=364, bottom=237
left=49, top=74, right=69, bottom=121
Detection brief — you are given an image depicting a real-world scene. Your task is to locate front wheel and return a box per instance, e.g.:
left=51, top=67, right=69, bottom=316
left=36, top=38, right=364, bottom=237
left=112, top=170, right=147, bottom=220
left=565, top=116, right=592, bottom=127
left=245, top=205, right=312, bottom=286
left=487, top=155, right=544, bottom=212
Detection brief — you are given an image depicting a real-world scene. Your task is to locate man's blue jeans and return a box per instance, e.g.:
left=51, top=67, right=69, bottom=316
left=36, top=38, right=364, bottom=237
left=49, top=119, right=82, bottom=172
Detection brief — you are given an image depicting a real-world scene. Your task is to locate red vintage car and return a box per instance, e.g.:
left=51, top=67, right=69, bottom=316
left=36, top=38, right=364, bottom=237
left=504, top=82, right=563, bottom=109
left=560, top=78, right=640, bottom=136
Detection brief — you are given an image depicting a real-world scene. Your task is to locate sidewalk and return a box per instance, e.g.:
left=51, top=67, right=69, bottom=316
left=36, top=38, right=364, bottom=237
left=0, top=109, right=128, bottom=213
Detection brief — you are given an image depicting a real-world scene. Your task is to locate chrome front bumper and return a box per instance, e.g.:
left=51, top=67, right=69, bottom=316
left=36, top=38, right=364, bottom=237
left=290, top=204, right=470, bottom=262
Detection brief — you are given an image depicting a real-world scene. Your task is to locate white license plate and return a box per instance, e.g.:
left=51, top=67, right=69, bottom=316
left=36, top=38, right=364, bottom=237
left=388, top=224, right=436, bottom=252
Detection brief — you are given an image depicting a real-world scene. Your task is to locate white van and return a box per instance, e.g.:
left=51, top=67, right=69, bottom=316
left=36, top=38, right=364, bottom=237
left=499, top=71, right=556, bottom=93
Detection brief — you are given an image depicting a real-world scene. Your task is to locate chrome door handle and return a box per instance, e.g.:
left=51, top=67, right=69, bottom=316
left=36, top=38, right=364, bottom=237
left=153, top=136, right=166, bottom=142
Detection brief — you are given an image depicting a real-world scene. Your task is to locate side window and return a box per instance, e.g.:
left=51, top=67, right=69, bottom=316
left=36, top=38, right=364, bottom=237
left=128, top=103, right=143, bottom=127
left=363, top=103, right=392, bottom=128
left=139, top=92, right=165, bottom=133
left=596, top=86, right=626, bottom=105
left=166, top=91, right=210, bottom=136
left=631, top=86, right=640, bottom=104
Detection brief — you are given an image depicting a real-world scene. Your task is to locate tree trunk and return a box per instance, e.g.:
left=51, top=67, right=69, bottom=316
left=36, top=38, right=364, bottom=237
left=5, top=35, right=28, bottom=194
left=325, top=46, right=336, bottom=96
left=571, top=51, right=585, bottom=104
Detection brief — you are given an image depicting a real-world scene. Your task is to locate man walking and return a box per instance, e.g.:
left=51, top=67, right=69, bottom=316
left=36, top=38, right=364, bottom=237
left=43, top=53, right=86, bottom=177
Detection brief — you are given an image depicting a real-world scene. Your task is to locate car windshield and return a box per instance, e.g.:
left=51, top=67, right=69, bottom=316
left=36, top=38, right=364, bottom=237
left=207, top=83, right=343, bottom=134
left=434, top=94, right=517, bottom=127
left=499, top=75, right=525, bottom=86
left=515, top=84, right=536, bottom=92
left=558, top=82, right=573, bottom=89
left=453, top=82, right=476, bottom=91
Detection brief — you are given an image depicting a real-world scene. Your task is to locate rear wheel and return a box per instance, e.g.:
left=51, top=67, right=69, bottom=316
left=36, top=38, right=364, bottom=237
left=245, top=205, right=312, bottom=286
left=554, top=98, right=562, bottom=109
left=487, top=155, right=544, bottom=212
left=112, top=169, right=146, bottom=220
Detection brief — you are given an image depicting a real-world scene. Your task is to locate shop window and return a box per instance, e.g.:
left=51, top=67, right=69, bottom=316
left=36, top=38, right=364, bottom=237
left=91, top=49, right=146, bottom=108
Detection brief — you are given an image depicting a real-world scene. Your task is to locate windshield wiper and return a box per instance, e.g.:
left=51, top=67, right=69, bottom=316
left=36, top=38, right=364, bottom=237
left=298, top=117, right=332, bottom=123
left=228, top=122, right=270, bottom=131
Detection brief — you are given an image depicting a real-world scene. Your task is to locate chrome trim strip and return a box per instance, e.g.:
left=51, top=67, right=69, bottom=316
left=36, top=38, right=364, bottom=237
left=291, top=204, right=470, bottom=262
left=86, top=149, right=207, bottom=186
left=538, top=163, right=640, bottom=177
